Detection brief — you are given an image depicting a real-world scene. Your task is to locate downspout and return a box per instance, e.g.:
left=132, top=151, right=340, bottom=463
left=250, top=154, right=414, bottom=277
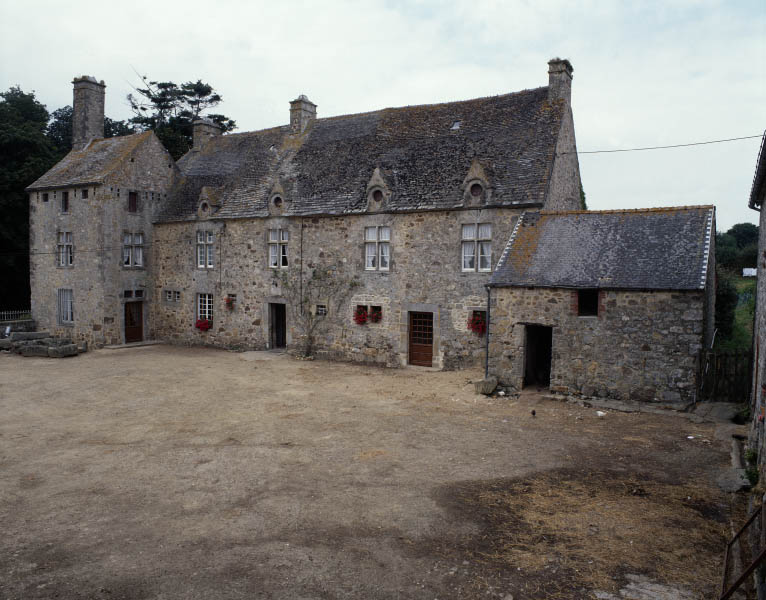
left=484, top=284, right=491, bottom=379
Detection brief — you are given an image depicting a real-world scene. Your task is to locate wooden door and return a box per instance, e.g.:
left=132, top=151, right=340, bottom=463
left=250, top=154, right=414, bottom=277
left=408, top=312, right=433, bottom=367
left=125, top=301, right=143, bottom=343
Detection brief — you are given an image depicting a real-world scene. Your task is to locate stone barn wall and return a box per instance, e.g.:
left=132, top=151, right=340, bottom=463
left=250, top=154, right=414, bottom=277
left=488, top=287, right=705, bottom=404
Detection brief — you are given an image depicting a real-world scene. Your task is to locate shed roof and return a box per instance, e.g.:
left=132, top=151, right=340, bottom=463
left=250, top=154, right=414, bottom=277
left=26, top=132, right=154, bottom=191
left=157, top=86, right=566, bottom=222
left=490, top=206, right=715, bottom=291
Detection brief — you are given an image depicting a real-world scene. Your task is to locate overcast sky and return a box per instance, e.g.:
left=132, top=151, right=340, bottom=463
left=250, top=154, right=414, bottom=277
left=1, top=0, right=764, bottom=230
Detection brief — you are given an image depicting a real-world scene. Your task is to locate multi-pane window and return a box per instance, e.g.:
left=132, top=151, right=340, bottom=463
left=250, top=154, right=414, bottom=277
left=123, top=232, right=144, bottom=267
left=197, top=293, right=214, bottom=321
left=57, top=288, right=73, bottom=324
left=61, top=191, right=69, bottom=213
left=57, top=232, right=73, bottom=266
left=197, top=231, right=214, bottom=268
left=268, top=229, right=289, bottom=268
left=461, top=223, right=492, bottom=272
left=364, top=226, right=390, bottom=271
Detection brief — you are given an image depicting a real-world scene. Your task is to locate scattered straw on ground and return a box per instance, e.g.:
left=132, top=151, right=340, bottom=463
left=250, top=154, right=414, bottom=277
left=435, top=469, right=732, bottom=599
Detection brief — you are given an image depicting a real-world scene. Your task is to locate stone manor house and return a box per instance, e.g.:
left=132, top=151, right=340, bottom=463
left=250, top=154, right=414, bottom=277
left=26, top=59, right=715, bottom=403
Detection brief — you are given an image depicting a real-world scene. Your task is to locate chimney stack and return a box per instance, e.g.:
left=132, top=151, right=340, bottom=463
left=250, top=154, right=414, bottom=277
left=192, top=118, right=222, bottom=151
left=72, top=76, right=105, bottom=150
left=547, top=58, right=573, bottom=104
left=289, top=95, right=317, bottom=134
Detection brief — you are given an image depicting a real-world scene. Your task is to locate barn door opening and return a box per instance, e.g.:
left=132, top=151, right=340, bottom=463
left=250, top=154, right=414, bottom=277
left=524, top=325, right=552, bottom=388
left=124, top=301, right=143, bottom=343
left=269, top=303, right=286, bottom=349
left=408, top=311, right=433, bottom=367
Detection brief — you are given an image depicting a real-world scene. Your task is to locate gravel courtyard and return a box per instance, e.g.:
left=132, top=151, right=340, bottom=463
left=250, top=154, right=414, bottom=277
left=0, top=345, right=736, bottom=599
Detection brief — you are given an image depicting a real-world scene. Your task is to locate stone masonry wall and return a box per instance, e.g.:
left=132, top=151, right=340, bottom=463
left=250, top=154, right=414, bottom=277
left=488, top=287, right=705, bottom=404
left=152, top=208, right=519, bottom=367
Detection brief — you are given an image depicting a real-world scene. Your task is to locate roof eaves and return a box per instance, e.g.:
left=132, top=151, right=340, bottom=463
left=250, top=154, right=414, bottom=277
left=699, top=208, right=715, bottom=290
left=749, top=131, right=766, bottom=210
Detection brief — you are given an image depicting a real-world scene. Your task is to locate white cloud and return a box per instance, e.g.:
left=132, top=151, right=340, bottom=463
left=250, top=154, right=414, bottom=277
left=1, top=0, right=764, bottom=229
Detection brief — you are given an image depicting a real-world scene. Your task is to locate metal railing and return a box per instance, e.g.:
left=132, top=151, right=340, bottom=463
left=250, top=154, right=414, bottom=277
left=721, top=497, right=766, bottom=599
left=0, top=310, right=31, bottom=321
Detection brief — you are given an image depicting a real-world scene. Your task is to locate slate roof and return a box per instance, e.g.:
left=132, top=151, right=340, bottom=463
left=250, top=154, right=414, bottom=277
left=157, top=87, right=566, bottom=222
left=490, top=206, right=715, bottom=291
left=26, top=132, right=154, bottom=191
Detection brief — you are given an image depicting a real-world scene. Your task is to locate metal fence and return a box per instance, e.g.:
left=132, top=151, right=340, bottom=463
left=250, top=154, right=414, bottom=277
left=0, top=310, right=32, bottom=321
left=720, top=497, right=765, bottom=599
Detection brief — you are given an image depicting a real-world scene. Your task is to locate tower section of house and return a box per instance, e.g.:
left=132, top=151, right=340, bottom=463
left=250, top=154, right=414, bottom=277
left=487, top=207, right=716, bottom=404
left=26, top=77, right=178, bottom=346
left=151, top=59, right=583, bottom=368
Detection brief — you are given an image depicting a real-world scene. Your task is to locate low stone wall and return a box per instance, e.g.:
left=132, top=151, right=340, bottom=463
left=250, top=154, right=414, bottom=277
left=488, top=287, right=704, bottom=404
left=0, top=319, right=36, bottom=333
left=1, top=331, right=85, bottom=358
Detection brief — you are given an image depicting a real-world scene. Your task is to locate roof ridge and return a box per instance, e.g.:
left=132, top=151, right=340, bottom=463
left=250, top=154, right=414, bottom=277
left=540, top=205, right=715, bottom=216
left=207, top=86, right=552, bottom=140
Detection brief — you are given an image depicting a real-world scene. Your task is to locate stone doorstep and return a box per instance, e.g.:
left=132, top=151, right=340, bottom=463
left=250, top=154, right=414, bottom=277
left=103, top=340, right=162, bottom=350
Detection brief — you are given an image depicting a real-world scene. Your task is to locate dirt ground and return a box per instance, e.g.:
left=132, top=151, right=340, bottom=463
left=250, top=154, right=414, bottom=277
left=0, top=345, right=740, bottom=599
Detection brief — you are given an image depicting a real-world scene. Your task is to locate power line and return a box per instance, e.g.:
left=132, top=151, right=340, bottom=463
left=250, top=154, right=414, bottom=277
left=574, top=134, right=764, bottom=155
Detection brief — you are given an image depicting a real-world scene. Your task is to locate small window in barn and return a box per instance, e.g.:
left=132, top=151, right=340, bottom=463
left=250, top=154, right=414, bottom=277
left=81, top=188, right=89, bottom=199
left=577, top=289, right=599, bottom=316
left=174, top=291, right=181, bottom=302
left=124, top=290, right=133, bottom=298
left=42, top=193, right=49, bottom=202
left=61, top=191, right=69, bottom=213
left=128, top=191, right=138, bottom=213
left=134, top=290, right=144, bottom=299
left=165, top=290, right=173, bottom=302
left=315, top=304, right=327, bottom=316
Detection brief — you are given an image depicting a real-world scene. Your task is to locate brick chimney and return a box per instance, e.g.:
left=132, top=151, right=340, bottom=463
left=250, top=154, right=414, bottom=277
left=547, top=58, right=573, bottom=104
left=72, top=76, right=105, bottom=150
left=192, top=118, right=222, bottom=151
left=289, top=95, right=317, bottom=134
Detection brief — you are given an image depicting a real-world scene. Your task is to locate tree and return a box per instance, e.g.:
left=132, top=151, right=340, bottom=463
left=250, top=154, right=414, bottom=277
left=46, top=106, right=135, bottom=158
left=716, top=224, right=760, bottom=272
left=128, top=76, right=236, bottom=160
left=271, top=261, right=360, bottom=357
left=579, top=184, right=587, bottom=210
left=728, top=223, right=759, bottom=249
left=0, top=87, right=58, bottom=309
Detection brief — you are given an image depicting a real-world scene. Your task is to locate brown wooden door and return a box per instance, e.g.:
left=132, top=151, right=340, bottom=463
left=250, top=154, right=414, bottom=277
left=409, top=312, right=433, bottom=367
left=125, top=301, right=143, bottom=343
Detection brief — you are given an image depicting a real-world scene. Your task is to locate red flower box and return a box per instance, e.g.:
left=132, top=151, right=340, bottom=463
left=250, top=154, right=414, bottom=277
left=353, top=306, right=368, bottom=325
left=467, top=314, right=486, bottom=336
left=195, top=319, right=212, bottom=331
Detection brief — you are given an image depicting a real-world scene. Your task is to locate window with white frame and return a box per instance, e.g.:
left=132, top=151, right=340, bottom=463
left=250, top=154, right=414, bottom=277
left=268, top=229, right=289, bottom=268
left=197, top=293, right=213, bottom=321
left=196, top=231, right=214, bottom=268
left=364, top=226, right=390, bottom=271
left=57, top=232, right=73, bottom=266
left=57, top=288, right=73, bottom=324
left=461, top=223, right=492, bottom=272
left=123, top=232, right=144, bottom=267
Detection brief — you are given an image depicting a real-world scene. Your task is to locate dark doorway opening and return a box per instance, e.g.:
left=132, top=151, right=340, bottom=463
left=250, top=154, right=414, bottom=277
left=408, top=311, right=434, bottom=367
left=124, top=301, right=143, bottom=343
left=524, top=325, right=552, bottom=388
left=269, top=303, right=286, bottom=349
